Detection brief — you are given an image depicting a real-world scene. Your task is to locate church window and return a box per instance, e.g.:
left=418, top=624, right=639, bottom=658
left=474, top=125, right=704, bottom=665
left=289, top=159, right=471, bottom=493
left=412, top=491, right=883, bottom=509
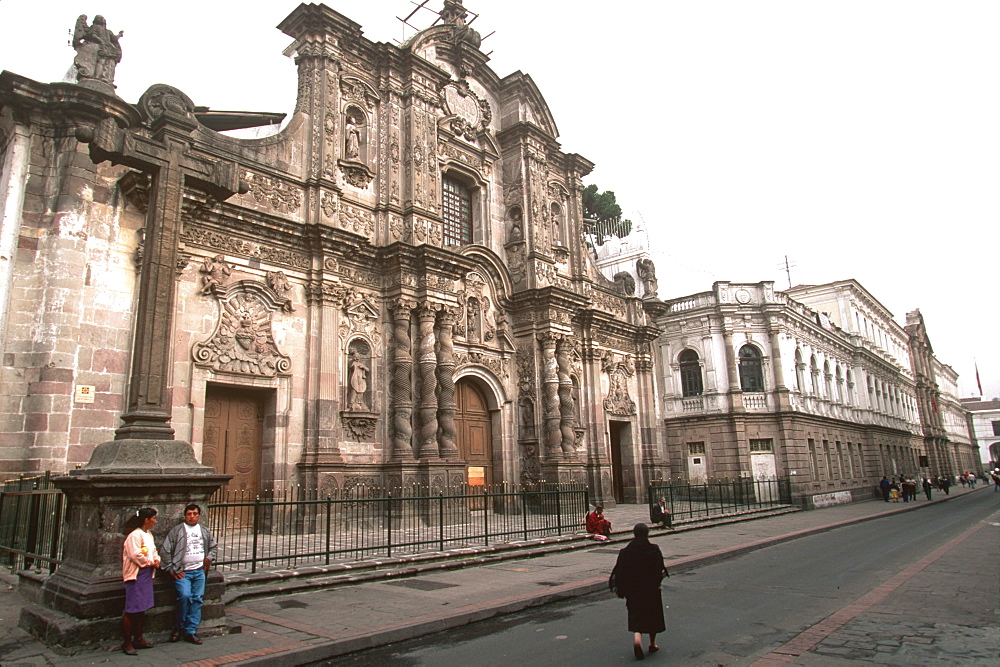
left=738, top=344, right=764, bottom=392
left=678, top=349, right=703, bottom=397
left=442, top=176, right=473, bottom=246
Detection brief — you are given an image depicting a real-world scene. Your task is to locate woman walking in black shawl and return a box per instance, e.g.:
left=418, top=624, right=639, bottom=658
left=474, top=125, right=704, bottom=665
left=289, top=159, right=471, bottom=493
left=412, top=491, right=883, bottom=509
left=613, top=523, right=667, bottom=659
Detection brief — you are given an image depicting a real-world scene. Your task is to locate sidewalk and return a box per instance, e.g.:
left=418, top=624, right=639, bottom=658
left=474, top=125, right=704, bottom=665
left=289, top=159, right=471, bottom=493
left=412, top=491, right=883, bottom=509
left=0, top=485, right=986, bottom=666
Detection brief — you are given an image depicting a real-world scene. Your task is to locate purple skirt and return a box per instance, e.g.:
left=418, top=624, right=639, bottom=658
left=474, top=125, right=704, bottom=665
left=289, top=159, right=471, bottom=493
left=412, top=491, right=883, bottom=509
left=124, top=566, right=154, bottom=613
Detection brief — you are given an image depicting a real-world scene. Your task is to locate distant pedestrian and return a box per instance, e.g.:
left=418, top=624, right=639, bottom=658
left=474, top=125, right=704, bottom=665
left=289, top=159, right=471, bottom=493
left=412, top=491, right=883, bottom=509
left=611, top=523, right=668, bottom=660
left=991, top=472, right=999, bottom=491
left=586, top=505, right=612, bottom=538
left=889, top=480, right=900, bottom=502
left=879, top=476, right=891, bottom=502
left=938, top=476, right=951, bottom=495
left=922, top=477, right=933, bottom=501
left=161, top=503, right=218, bottom=646
left=121, top=508, right=160, bottom=656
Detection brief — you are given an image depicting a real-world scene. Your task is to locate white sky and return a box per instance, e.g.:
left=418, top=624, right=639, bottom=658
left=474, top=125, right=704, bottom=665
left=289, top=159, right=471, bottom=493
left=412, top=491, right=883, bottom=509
left=2, top=1, right=997, bottom=400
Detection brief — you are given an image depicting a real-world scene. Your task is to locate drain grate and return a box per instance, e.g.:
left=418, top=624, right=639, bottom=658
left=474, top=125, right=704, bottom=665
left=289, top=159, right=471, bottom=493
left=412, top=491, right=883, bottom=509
left=385, top=579, right=459, bottom=591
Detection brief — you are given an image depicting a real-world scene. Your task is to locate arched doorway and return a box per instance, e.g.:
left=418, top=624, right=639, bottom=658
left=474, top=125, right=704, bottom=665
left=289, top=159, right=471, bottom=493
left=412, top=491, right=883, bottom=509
left=455, top=378, right=493, bottom=488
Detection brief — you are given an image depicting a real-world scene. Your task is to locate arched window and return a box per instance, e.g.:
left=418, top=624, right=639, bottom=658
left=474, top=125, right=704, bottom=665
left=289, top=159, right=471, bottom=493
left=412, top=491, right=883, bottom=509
left=442, top=175, right=473, bottom=246
left=738, top=345, right=764, bottom=392
left=823, top=360, right=832, bottom=398
left=809, top=355, right=819, bottom=395
left=835, top=365, right=844, bottom=403
left=679, top=349, right=703, bottom=397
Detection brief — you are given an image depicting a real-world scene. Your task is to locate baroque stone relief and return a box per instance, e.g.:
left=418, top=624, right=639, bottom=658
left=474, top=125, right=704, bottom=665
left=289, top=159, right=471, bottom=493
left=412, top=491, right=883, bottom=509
left=243, top=171, right=302, bottom=214
left=338, top=292, right=381, bottom=347
left=192, top=280, right=292, bottom=377
left=602, top=350, right=636, bottom=416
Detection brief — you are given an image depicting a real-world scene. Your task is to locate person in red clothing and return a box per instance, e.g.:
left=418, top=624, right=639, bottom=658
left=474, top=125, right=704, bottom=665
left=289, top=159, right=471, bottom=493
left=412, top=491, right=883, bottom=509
left=586, top=505, right=612, bottom=537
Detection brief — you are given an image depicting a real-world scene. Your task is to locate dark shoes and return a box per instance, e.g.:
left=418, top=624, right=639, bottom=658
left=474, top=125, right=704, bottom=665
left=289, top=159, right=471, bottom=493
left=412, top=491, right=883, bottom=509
left=183, top=633, right=203, bottom=645
left=170, top=629, right=203, bottom=645
left=169, top=630, right=181, bottom=643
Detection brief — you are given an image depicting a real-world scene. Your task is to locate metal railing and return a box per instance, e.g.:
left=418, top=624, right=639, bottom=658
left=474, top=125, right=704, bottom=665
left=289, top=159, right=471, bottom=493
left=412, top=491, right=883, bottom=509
left=206, top=483, right=589, bottom=573
left=0, top=472, right=65, bottom=573
left=648, top=477, right=791, bottom=522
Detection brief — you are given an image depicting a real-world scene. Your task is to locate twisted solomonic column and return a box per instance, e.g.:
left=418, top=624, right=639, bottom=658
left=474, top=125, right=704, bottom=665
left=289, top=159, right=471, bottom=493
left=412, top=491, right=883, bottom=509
left=390, top=299, right=415, bottom=459
left=540, top=335, right=562, bottom=458
left=416, top=303, right=440, bottom=458
left=436, top=307, right=459, bottom=459
left=557, top=338, right=578, bottom=457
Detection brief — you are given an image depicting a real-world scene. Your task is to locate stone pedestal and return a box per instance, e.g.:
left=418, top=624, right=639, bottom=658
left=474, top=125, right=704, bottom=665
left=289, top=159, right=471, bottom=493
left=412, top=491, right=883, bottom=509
left=18, top=443, right=230, bottom=650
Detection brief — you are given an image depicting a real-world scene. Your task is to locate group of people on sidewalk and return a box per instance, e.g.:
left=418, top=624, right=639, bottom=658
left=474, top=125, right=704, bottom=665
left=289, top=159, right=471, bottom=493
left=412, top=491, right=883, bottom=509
left=877, top=474, right=971, bottom=503
left=119, top=504, right=218, bottom=656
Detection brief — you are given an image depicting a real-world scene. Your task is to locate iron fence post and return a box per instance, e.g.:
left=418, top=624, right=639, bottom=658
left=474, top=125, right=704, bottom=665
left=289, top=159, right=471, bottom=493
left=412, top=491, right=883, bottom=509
left=439, top=492, right=445, bottom=552
left=251, top=496, right=261, bottom=574
left=325, top=496, right=332, bottom=566
left=386, top=493, right=393, bottom=558
left=555, top=486, right=562, bottom=534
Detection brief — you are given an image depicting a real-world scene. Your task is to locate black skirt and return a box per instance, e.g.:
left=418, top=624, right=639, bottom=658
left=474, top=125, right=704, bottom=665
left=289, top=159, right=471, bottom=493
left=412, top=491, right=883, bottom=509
left=626, top=588, right=665, bottom=633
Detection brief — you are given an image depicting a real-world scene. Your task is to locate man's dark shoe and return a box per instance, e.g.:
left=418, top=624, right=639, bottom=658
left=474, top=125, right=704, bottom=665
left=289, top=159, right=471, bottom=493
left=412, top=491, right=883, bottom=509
left=184, top=633, right=203, bottom=645
left=169, top=630, right=181, bottom=643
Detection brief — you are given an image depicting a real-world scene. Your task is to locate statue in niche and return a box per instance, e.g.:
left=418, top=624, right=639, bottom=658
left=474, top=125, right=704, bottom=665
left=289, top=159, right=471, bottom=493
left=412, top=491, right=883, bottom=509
left=200, top=255, right=232, bottom=295
left=507, top=207, right=523, bottom=244
left=73, top=15, right=123, bottom=89
left=344, top=109, right=363, bottom=161
left=636, top=258, right=658, bottom=298
left=519, top=397, right=535, bottom=439
left=346, top=344, right=371, bottom=411
left=466, top=297, right=480, bottom=343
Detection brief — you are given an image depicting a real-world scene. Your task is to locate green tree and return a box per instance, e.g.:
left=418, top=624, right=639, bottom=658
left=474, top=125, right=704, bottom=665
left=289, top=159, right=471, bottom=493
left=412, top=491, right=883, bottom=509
left=582, top=184, right=632, bottom=246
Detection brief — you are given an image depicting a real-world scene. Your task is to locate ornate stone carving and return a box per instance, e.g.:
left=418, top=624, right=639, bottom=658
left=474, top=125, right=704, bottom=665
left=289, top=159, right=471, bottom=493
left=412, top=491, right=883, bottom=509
left=346, top=339, right=372, bottom=411
left=267, top=271, right=294, bottom=311
left=636, top=258, right=658, bottom=298
left=339, top=204, right=375, bottom=237
left=602, top=350, right=637, bottom=416
left=341, top=414, right=378, bottom=440
left=199, top=255, right=232, bottom=295
left=340, top=76, right=379, bottom=110
left=192, top=280, right=292, bottom=377
left=72, top=15, right=122, bottom=94
left=181, top=226, right=310, bottom=270
left=137, top=84, right=196, bottom=123
left=613, top=271, right=636, bottom=296
left=338, top=292, right=381, bottom=346
left=321, top=192, right=338, bottom=218
left=244, top=171, right=302, bottom=214
left=339, top=160, right=374, bottom=188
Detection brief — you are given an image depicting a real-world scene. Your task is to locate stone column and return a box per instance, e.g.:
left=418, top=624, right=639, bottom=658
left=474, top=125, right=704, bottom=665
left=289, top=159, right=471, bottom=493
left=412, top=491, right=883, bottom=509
left=540, top=335, right=562, bottom=459
left=723, top=328, right=744, bottom=411
left=557, top=338, right=577, bottom=457
left=768, top=324, right=790, bottom=410
left=416, top=303, right=439, bottom=459
left=436, top=307, right=459, bottom=459
left=390, top=299, right=415, bottom=460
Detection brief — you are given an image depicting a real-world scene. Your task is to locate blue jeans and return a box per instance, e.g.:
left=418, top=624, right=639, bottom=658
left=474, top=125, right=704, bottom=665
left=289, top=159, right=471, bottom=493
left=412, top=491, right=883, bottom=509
left=173, top=568, right=206, bottom=635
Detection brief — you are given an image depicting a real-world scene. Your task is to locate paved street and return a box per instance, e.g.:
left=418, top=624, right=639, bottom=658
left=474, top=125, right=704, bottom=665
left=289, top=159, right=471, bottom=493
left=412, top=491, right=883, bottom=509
left=0, top=485, right=994, bottom=665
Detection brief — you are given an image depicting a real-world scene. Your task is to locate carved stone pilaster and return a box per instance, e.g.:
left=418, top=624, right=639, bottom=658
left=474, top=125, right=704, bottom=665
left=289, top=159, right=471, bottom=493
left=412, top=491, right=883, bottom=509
left=436, top=308, right=459, bottom=459
left=416, top=303, right=439, bottom=458
left=540, top=334, right=562, bottom=458
left=390, top=299, right=416, bottom=459
left=557, top=338, right=578, bottom=458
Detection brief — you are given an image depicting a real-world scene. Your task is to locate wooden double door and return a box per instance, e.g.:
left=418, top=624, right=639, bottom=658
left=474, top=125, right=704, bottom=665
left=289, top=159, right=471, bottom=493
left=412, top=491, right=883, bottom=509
left=202, top=387, right=267, bottom=495
left=455, top=379, right=493, bottom=489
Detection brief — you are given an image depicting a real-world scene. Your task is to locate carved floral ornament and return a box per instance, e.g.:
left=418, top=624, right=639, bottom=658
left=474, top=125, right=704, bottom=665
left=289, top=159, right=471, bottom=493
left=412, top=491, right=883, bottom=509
left=602, top=350, right=637, bottom=416
left=243, top=171, right=301, bottom=214
left=192, top=280, right=292, bottom=377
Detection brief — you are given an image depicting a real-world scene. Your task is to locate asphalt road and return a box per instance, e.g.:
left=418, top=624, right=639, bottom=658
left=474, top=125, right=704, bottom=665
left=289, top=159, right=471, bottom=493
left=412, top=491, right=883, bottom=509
left=322, top=491, right=999, bottom=665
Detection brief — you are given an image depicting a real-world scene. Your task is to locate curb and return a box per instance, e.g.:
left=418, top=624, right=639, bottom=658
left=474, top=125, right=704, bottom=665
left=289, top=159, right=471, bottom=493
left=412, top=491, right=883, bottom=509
left=232, top=494, right=966, bottom=665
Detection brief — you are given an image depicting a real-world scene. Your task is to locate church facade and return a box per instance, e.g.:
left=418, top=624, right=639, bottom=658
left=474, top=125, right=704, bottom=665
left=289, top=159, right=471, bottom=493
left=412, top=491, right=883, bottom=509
left=0, top=2, right=666, bottom=503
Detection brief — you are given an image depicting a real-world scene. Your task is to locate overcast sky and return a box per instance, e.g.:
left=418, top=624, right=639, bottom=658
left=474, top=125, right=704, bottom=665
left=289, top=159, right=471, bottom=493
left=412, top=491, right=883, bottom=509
left=2, top=1, right=996, bottom=400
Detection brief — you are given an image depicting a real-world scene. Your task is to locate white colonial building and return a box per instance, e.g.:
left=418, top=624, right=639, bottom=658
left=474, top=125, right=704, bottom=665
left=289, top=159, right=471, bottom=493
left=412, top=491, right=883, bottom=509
left=653, top=280, right=921, bottom=507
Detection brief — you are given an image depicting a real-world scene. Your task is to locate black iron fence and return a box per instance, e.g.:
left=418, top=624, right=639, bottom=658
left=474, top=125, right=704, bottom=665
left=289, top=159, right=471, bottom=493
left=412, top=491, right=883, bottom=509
left=648, top=477, right=792, bottom=522
left=205, top=483, right=590, bottom=573
left=0, top=472, right=65, bottom=573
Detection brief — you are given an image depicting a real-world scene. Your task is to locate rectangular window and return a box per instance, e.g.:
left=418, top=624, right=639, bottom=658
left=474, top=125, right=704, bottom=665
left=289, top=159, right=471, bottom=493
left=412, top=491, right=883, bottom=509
left=992, top=420, right=1000, bottom=437
left=749, top=438, right=773, bottom=452
left=823, top=440, right=831, bottom=481
left=442, top=177, right=472, bottom=246
left=688, top=442, right=706, bottom=455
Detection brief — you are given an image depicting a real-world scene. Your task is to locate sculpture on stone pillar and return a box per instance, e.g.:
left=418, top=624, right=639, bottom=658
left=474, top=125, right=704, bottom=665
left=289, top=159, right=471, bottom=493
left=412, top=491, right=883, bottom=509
left=344, top=108, right=363, bottom=161
left=72, top=15, right=123, bottom=91
left=636, top=258, right=658, bottom=298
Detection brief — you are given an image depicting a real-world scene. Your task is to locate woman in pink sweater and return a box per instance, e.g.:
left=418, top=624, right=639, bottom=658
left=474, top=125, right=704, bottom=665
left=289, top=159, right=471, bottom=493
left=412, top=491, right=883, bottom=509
left=121, top=507, right=161, bottom=655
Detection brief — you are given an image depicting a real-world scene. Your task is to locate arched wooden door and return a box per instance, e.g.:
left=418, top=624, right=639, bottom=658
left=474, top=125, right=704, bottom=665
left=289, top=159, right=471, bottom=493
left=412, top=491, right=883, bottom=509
left=455, top=378, right=493, bottom=489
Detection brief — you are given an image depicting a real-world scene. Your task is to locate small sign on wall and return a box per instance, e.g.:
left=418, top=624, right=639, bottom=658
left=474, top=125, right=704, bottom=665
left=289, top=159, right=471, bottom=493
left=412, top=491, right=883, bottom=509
left=467, top=466, right=485, bottom=486
left=74, top=385, right=96, bottom=404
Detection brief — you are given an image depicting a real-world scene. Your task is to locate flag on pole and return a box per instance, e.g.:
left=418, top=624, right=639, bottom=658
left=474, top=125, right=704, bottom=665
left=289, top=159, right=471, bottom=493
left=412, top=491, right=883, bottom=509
left=975, top=362, right=983, bottom=397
